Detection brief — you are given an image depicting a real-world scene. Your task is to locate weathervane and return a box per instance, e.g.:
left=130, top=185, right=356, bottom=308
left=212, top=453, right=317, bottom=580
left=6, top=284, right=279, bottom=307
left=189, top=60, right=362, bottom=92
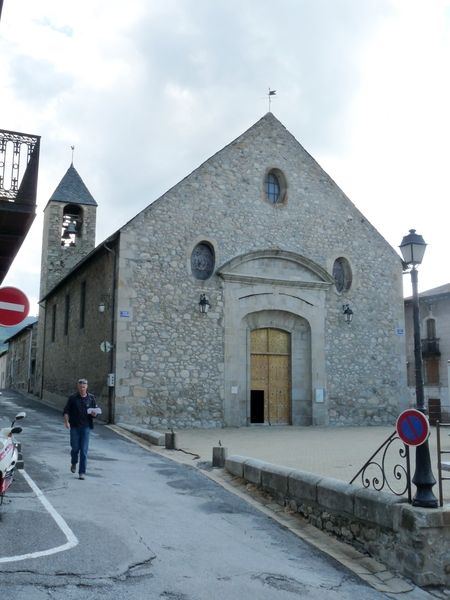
left=70, top=145, right=75, bottom=165
left=268, top=88, right=276, bottom=111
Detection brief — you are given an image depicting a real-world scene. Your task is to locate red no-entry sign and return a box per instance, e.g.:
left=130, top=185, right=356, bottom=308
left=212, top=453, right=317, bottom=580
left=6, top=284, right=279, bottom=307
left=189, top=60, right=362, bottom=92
left=0, top=287, right=30, bottom=327
left=396, top=409, right=430, bottom=447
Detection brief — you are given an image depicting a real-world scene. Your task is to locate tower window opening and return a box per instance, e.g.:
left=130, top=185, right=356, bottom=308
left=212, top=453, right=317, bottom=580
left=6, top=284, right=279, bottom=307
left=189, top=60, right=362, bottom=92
left=61, top=205, right=83, bottom=247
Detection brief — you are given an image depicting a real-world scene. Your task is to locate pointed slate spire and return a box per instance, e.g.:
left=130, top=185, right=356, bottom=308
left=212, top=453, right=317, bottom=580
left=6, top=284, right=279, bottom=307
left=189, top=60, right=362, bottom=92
left=49, top=164, right=97, bottom=206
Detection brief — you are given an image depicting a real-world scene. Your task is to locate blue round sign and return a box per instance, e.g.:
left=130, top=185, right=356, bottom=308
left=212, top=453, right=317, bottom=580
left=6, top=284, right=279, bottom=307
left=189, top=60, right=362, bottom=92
left=396, top=409, right=430, bottom=446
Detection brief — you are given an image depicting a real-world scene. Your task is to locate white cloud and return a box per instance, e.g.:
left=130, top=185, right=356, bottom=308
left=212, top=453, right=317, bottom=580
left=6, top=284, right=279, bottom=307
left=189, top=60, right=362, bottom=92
left=2, top=0, right=449, bottom=310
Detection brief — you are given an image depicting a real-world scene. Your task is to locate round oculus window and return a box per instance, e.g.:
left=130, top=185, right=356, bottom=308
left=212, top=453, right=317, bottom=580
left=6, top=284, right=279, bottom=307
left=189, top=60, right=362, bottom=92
left=191, top=242, right=215, bottom=280
left=333, top=257, right=352, bottom=293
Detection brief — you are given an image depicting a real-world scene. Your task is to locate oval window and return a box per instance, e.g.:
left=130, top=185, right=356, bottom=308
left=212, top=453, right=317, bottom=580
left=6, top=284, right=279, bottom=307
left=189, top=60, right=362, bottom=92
left=191, top=242, right=215, bottom=280
left=266, top=172, right=280, bottom=203
left=333, top=257, right=352, bottom=293
left=264, top=168, right=287, bottom=205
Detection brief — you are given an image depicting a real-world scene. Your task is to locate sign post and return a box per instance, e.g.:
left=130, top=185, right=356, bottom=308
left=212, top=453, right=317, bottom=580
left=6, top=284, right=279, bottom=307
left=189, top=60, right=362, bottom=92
left=0, top=287, right=30, bottom=327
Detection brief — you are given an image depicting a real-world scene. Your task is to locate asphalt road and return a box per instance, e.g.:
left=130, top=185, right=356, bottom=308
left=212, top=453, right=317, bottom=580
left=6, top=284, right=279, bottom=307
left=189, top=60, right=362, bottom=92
left=0, top=391, right=427, bottom=599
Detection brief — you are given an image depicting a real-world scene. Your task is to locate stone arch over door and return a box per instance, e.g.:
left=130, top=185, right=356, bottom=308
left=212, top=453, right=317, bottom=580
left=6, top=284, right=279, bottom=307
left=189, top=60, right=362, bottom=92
left=245, top=311, right=311, bottom=426
left=219, top=249, right=333, bottom=427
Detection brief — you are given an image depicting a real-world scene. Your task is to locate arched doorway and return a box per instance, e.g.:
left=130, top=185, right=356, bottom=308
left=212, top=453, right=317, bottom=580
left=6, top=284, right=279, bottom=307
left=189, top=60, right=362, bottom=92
left=250, top=328, right=291, bottom=424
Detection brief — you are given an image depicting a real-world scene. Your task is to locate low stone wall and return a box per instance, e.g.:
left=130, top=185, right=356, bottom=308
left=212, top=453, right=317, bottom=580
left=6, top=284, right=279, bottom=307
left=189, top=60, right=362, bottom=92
left=225, top=455, right=450, bottom=587
left=116, top=423, right=165, bottom=446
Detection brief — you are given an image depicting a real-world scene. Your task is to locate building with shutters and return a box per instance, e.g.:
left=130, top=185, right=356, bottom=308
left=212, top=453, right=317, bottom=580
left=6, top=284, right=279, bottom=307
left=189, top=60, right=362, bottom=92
left=404, top=283, right=450, bottom=424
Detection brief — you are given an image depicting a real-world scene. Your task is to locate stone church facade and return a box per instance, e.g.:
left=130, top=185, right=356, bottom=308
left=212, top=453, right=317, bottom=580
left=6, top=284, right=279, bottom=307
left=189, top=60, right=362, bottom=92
left=37, top=113, right=409, bottom=428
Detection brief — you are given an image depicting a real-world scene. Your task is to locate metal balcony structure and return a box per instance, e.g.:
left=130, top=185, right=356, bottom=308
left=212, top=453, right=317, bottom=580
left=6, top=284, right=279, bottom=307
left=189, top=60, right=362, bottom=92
left=421, top=337, right=441, bottom=357
left=0, top=129, right=40, bottom=283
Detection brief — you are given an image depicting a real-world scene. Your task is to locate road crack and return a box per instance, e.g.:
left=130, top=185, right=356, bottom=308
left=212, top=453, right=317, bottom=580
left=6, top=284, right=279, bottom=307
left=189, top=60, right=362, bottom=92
left=1, top=554, right=157, bottom=588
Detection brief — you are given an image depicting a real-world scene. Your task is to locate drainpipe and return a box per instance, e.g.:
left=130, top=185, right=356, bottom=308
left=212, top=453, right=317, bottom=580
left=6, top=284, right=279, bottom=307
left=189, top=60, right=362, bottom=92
left=103, top=240, right=117, bottom=424
left=27, top=327, right=33, bottom=393
left=39, top=301, right=47, bottom=400
left=448, top=360, right=450, bottom=408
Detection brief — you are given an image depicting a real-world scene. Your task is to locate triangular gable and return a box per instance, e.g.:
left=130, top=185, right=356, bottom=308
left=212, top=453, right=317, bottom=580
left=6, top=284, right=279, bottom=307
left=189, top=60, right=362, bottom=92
left=119, top=112, right=399, bottom=262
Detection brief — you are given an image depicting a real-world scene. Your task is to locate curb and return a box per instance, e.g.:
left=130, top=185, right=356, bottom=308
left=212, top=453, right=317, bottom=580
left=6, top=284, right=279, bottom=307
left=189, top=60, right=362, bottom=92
left=106, top=424, right=441, bottom=598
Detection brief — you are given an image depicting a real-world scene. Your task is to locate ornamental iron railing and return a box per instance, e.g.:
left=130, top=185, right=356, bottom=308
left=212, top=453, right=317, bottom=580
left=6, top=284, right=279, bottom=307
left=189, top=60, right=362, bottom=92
left=350, top=431, right=412, bottom=501
left=421, top=338, right=440, bottom=356
left=0, top=128, right=40, bottom=204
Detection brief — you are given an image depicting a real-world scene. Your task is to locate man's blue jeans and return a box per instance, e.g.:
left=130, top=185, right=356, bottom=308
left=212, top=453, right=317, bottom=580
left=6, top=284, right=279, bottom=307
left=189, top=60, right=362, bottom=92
left=70, top=426, right=90, bottom=475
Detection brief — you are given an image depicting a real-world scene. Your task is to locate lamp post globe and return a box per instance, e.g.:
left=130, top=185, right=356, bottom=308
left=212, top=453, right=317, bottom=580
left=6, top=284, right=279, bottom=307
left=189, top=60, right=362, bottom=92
left=399, top=229, right=427, bottom=266
left=399, top=230, right=438, bottom=508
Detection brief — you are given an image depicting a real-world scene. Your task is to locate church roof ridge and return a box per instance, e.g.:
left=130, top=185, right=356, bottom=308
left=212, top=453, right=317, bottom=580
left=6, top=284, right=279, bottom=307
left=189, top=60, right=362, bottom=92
left=405, top=282, right=450, bottom=301
left=48, top=163, right=97, bottom=207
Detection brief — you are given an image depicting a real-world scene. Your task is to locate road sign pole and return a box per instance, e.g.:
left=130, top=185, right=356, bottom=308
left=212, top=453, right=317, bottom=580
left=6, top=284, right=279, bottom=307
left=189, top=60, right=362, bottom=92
left=410, top=266, right=438, bottom=508
left=395, top=408, right=437, bottom=507
left=413, top=440, right=438, bottom=507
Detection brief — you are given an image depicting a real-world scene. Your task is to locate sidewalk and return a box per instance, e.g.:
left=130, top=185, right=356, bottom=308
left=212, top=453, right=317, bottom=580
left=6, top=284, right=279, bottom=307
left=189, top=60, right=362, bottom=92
left=137, top=424, right=450, bottom=504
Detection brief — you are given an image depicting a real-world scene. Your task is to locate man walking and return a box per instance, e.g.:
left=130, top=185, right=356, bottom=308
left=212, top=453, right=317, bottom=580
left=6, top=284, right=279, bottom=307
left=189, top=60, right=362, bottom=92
left=63, top=378, right=98, bottom=480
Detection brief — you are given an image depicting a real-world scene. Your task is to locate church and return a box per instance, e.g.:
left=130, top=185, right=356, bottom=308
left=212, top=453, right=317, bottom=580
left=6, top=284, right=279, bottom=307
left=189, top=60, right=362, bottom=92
left=35, top=113, right=409, bottom=428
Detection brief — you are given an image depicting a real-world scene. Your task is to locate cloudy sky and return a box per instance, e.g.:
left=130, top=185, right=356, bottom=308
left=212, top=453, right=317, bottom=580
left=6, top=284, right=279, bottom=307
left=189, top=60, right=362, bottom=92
left=1, top=0, right=449, bottom=314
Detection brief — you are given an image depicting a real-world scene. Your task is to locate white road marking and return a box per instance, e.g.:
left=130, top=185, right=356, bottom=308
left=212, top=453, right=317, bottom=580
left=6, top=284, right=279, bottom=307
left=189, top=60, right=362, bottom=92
left=0, top=469, right=78, bottom=563
left=0, top=301, right=25, bottom=313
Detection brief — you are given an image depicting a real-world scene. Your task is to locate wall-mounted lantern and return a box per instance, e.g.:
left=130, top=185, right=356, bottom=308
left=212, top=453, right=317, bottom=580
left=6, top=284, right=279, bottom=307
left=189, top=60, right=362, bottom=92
left=343, top=303, right=353, bottom=324
left=199, top=294, right=210, bottom=314
left=98, top=295, right=110, bottom=313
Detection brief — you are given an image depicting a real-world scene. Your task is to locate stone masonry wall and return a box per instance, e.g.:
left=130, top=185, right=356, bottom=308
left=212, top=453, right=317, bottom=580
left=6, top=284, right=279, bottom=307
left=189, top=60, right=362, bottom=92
left=6, top=326, right=34, bottom=392
left=41, top=245, right=116, bottom=419
left=226, top=455, right=450, bottom=587
left=115, top=226, right=224, bottom=428
left=114, top=113, right=408, bottom=428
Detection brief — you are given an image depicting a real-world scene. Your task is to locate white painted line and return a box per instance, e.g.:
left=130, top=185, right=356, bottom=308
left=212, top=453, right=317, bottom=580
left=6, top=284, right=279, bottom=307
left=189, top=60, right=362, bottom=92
left=0, top=469, right=78, bottom=563
left=0, top=301, right=25, bottom=313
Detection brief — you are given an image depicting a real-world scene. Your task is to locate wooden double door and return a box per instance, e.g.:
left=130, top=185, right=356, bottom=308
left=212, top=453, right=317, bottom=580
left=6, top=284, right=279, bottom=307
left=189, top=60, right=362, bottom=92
left=250, top=328, right=291, bottom=424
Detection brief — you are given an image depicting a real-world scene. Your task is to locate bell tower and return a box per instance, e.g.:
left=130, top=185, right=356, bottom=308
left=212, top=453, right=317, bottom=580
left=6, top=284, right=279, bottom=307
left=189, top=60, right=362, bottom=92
left=39, top=163, right=97, bottom=298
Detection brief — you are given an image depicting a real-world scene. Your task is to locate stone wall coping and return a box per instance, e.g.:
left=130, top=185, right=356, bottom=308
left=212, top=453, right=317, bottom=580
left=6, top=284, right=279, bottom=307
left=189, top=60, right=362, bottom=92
left=225, top=454, right=249, bottom=478
left=316, top=475, right=355, bottom=515
left=260, top=463, right=297, bottom=497
left=116, top=423, right=165, bottom=446
left=243, top=457, right=269, bottom=485
left=288, top=469, right=323, bottom=503
left=260, top=462, right=296, bottom=477
left=224, top=454, right=450, bottom=530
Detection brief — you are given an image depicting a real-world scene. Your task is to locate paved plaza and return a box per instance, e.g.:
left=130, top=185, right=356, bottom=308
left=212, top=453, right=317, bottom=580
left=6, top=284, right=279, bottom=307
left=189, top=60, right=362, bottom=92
left=143, top=424, right=450, bottom=504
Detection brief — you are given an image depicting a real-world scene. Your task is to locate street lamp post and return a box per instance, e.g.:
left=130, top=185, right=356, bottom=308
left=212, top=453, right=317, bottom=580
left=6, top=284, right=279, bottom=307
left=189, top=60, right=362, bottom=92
left=400, top=229, right=438, bottom=508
